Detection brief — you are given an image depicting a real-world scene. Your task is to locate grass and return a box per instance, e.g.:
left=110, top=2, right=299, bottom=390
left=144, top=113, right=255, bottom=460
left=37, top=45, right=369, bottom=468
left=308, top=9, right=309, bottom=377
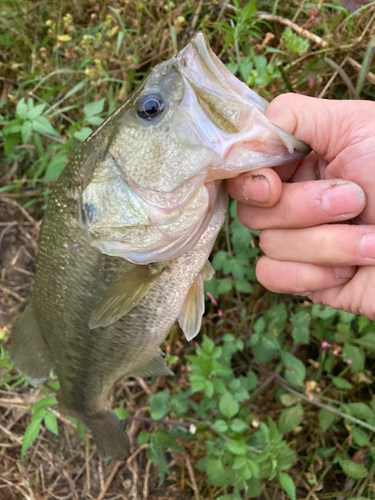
left=1, top=1, right=375, bottom=499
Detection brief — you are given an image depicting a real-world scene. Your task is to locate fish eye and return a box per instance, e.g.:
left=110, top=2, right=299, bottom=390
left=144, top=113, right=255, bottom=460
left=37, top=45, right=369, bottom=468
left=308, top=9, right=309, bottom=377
left=137, top=94, right=165, bottom=120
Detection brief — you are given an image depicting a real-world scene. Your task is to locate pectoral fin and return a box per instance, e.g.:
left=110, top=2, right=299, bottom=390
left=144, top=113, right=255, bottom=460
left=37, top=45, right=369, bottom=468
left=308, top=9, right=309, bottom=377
left=89, top=265, right=162, bottom=329
left=178, top=272, right=205, bottom=341
left=133, top=350, right=174, bottom=378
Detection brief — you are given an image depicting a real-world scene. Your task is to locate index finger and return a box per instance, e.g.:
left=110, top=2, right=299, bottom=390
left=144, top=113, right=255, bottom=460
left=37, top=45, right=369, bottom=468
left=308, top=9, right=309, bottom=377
left=265, top=94, right=375, bottom=162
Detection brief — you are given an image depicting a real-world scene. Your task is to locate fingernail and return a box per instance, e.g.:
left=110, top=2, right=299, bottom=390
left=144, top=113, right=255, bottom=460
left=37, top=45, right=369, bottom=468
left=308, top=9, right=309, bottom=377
left=334, top=267, right=356, bottom=279
left=360, top=233, right=375, bottom=258
left=321, top=182, right=364, bottom=216
left=243, top=175, right=270, bottom=204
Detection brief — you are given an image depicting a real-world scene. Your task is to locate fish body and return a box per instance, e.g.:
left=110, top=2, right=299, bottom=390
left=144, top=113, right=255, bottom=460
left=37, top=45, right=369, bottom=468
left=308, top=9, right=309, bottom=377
left=10, top=33, right=309, bottom=460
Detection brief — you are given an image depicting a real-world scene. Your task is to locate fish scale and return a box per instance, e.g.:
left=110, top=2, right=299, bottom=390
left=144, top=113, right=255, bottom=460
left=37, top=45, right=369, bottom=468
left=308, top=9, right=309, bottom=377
left=10, top=33, right=310, bottom=460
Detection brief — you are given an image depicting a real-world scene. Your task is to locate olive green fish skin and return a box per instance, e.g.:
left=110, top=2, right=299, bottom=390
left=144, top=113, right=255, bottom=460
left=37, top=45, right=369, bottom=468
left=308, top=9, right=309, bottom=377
left=10, top=131, right=226, bottom=458
left=10, top=33, right=310, bottom=460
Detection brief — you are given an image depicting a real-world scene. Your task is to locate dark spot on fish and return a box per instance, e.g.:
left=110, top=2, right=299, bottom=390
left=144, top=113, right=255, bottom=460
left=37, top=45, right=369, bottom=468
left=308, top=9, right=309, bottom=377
left=84, top=203, right=98, bottom=224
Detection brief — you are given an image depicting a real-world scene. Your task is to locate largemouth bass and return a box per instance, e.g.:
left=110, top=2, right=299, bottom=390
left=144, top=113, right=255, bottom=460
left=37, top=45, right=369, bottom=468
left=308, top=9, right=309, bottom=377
left=10, top=33, right=309, bottom=460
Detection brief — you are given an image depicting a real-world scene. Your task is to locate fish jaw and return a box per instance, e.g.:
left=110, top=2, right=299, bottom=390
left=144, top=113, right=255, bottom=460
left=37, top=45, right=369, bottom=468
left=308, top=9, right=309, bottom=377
left=175, top=32, right=311, bottom=180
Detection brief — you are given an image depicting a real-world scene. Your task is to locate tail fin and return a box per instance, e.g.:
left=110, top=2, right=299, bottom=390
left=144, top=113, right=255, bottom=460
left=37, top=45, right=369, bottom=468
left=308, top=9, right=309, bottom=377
left=9, top=300, right=54, bottom=385
left=84, top=410, right=130, bottom=461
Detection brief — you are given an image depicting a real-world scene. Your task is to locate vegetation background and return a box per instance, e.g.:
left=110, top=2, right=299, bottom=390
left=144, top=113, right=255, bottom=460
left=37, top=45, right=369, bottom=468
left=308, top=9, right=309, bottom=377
left=0, top=0, right=375, bottom=499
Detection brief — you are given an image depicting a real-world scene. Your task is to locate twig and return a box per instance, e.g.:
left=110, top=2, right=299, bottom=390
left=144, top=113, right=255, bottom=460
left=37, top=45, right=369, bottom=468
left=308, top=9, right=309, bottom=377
left=0, top=197, right=37, bottom=226
left=347, top=56, right=375, bottom=85
left=126, top=415, right=196, bottom=431
left=325, top=57, right=360, bottom=99
left=94, top=444, right=148, bottom=500
left=253, top=12, right=328, bottom=47
left=279, top=380, right=375, bottom=433
left=73, top=448, right=96, bottom=483
left=185, top=455, right=199, bottom=500
left=191, top=0, right=203, bottom=30
left=355, top=462, right=375, bottom=497
left=0, top=285, right=25, bottom=303
left=319, top=56, right=349, bottom=99
left=142, top=460, right=152, bottom=500
left=95, top=461, right=122, bottom=500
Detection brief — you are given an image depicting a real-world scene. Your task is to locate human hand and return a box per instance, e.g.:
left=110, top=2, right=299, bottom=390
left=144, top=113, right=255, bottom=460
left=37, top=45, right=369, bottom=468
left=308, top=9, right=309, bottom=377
left=227, top=94, right=375, bottom=319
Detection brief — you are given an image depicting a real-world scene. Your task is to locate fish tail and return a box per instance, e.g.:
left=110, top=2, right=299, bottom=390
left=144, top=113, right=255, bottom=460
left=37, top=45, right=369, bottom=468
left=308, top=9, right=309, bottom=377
left=83, top=410, right=130, bottom=461
left=9, top=299, right=54, bottom=385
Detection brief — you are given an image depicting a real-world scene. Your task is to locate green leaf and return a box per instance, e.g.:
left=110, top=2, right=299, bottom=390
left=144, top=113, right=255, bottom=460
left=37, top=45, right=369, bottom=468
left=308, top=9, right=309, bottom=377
left=342, top=343, right=364, bottom=373
left=354, top=332, right=375, bottom=351
left=116, top=30, right=125, bottom=54
left=279, top=473, right=296, bottom=500
left=290, top=310, right=310, bottom=344
left=21, top=120, right=33, bottom=144
left=32, top=116, right=60, bottom=137
left=318, top=408, right=336, bottom=431
left=212, top=251, right=228, bottom=270
left=138, top=430, right=150, bottom=445
left=226, top=440, right=250, bottom=455
left=202, top=336, right=215, bottom=354
left=170, top=393, right=189, bottom=414
left=311, top=304, right=338, bottom=319
left=205, top=458, right=227, bottom=487
left=230, top=418, right=248, bottom=433
left=213, top=419, right=228, bottom=433
left=205, top=380, right=214, bottom=398
left=212, top=378, right=226, bottom=394
left=234, top=279, right=253, bottom=294
left=342, top=402, right=374, bottom=422
left=31, top=408, right=47, bottom=422
left=74, top=127, right=93, bottom=142
left=150, top=390, right=170, bottom=420
left=3, top=121, right=22, bottom=135
left=246, top=477, right=261, bottom=497
left=331, top=377, right=352, bottom=390
left=351, top=427, right=369, bottom=446
left=83, top=98, right=105, bottom=117
left=29, top=396, right=58, bottom=411
left=44, top=149, right=69, bottom=181
left=217, top=278, right=233, bottom=295
left=266, top=303, right=287, bottom=333
left=44, top=411, right=58, bottom=435
left=338, top=458, right=367, bottom=480
left=27, top=103, right=46, bottom=120
left=219, top=391, right=239, bottom=418
left=231, top=219, right=252, bottom=250
left=87, top=115, right=105, bottom=126
left=16, top=98, right=29, bottom=120
left=280, top=393, right=300, bottom=407
left=253, top=316, right=265, bottom=334
left=278, top=404, right=303, bottom=434
left=21, top=418, right=42, bottom=457
left=113, top=408, right=130, bottom=420
left=241, top=371, right=258, bottom=391
left=280, top=351, right=306, bottom=387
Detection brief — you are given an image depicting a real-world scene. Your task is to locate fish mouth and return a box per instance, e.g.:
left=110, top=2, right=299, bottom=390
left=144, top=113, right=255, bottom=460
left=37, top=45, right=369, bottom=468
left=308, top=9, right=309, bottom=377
left=176, top=33, right=310, bottom=179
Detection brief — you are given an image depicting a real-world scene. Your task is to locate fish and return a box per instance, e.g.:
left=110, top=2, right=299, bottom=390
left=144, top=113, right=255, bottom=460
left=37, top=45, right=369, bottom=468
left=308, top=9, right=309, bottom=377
left=9, top=33, right=310, bottom=461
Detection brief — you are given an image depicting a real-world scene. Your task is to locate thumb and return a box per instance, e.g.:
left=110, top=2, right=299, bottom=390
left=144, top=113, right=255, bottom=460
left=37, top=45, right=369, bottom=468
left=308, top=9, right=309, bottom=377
left=264, top=94, right=375, bottom=163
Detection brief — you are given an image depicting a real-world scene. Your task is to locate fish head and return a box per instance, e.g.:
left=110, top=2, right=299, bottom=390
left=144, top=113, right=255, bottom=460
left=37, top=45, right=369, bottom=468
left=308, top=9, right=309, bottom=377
left=82, top=33, right=310, bottom=264
left=106, top=32, right=309, bottom=194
